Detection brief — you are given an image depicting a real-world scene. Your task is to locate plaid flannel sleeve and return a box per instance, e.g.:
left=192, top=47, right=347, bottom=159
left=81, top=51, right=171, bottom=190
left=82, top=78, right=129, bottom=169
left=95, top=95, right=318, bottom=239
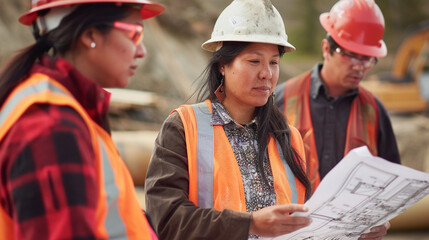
left=1, top=105, right=99, bottom=240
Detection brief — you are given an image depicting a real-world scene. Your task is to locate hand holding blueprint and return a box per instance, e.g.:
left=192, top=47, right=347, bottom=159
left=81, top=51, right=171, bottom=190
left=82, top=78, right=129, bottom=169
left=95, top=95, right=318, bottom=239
left=264, top=146, right=429, bottom=240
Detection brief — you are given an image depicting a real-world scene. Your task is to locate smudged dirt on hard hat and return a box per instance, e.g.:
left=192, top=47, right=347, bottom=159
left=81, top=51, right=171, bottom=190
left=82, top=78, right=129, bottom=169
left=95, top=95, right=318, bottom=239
left=240, top=0, right=275, bottom=18
left=263, top=0, right=275, bottom=15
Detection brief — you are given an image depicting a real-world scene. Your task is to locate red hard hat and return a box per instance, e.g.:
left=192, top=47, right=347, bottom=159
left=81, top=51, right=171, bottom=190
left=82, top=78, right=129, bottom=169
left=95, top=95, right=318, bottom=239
left=19, top=0, right=165, bottom=25
left=320, top=0, right=387, bottom=57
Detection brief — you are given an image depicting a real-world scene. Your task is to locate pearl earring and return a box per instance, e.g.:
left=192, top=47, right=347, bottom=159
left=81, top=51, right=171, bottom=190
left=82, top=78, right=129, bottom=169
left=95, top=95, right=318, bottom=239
left=90, top=42, right=96, bottom=48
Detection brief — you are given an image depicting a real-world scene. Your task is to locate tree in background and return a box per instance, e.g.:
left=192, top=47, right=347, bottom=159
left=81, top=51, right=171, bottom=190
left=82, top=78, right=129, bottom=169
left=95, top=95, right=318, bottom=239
left=294, top=0, right=320, bottom=55
left=378, top=0, right=428, bottom=51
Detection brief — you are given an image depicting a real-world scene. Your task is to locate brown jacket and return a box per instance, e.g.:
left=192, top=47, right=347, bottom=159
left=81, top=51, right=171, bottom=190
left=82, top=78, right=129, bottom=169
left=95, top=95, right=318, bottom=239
left=144, top=112, right=251, bottom=240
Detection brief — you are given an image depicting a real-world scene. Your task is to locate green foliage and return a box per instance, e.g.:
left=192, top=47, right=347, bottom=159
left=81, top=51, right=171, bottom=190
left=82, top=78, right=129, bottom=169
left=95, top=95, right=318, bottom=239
left=377, top=0, right=429, bottom=51
left=293, top=0, right=320, bottom=54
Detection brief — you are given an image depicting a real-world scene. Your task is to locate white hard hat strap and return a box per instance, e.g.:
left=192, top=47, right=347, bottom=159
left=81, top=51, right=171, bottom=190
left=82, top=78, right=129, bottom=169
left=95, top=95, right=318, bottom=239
left=36, top=6, right=75, bottom=35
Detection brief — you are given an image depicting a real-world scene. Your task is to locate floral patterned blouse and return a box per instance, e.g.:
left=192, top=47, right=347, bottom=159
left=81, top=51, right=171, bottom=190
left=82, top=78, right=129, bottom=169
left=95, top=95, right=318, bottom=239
left=211, top=101, right=276, bottom=212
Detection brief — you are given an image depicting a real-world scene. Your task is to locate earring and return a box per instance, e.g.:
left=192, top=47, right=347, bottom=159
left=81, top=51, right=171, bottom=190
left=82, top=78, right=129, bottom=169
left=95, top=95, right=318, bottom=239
left=90, top=42, right=96, bottom=48
left=215, top=73, right=226, bottom=102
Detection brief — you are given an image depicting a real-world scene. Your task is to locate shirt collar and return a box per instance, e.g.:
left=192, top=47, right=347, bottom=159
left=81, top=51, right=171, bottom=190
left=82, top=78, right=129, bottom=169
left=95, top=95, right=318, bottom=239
left=211, top=100, right=258, bottom=128
left=29, top=55, right=111, bottom=127
left=310, top=62, right=359, bottom=100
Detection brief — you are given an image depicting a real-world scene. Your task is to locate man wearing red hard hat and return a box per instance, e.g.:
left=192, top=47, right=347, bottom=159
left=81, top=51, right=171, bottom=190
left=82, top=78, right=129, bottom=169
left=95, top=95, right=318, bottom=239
left=275, top=0, right=401, bottom=238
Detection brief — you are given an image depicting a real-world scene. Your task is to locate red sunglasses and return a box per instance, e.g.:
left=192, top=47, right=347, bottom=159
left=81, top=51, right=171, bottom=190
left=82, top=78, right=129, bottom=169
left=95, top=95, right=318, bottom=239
left=113, top=21, right=144, bottom=45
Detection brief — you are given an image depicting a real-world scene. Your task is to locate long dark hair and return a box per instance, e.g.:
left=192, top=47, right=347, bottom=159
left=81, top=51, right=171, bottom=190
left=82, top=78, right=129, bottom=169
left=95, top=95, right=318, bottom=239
left=0, top=3, right=132, bottom=105
left=196, top=41, right=312, bottom=200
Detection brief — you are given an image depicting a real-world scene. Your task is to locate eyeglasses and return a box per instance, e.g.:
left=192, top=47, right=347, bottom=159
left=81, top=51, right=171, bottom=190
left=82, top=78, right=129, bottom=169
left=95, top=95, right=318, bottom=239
left=113, top=21, right=144, bottom=45
left=335, top=47, right=378, bottom=69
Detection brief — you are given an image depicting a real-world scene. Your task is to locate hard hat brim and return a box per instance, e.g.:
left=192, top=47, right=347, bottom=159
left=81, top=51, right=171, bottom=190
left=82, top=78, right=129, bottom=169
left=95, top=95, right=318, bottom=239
left=319, top=12, right=387, bottom=58
left=19, top=0, right=165, bottom=25
left=202, top=36, right=296, bottom=53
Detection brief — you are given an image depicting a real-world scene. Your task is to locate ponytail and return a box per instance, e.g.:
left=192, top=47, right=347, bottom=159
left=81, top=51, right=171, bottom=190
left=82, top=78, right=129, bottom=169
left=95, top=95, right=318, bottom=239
left=0, top=37, right=53, bottom=105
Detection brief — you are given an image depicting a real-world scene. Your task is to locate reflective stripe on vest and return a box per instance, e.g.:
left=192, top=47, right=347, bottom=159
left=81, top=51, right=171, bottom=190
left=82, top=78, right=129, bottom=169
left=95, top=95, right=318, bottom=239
left=189, top=101, right=299, bottom=209
left=0, top=77, right=67, bottom=132
left=275, top=141, right=298, bottom=204
left=193, top=102, right=214, bottom=208
left=98, top=136, right=127, bottom=238
left=0, top=73, right=156, bottom=240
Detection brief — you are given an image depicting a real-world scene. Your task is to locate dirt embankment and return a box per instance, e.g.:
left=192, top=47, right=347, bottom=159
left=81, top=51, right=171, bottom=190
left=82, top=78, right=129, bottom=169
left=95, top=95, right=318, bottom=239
left=391, top=113, right=429, bottom=172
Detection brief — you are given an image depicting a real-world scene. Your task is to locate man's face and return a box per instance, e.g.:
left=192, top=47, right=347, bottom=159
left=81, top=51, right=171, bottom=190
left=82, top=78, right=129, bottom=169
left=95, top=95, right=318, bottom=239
left=321, top=39, right=378, bottom=97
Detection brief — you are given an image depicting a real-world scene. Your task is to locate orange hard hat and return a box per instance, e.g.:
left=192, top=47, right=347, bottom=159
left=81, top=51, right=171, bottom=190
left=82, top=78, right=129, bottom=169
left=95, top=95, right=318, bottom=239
left=19, top=0, right=165, bottom=25
left=320, top=0, right=387, bottom=57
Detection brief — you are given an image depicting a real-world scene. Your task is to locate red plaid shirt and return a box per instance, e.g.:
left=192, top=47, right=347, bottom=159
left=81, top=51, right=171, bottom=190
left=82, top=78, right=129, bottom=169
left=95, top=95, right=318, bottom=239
left=0, top=56, right=111, bottom=239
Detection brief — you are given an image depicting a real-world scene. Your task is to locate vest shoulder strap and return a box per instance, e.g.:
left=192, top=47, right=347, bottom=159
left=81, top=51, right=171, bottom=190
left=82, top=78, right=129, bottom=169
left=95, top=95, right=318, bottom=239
left=192, top=101, right=214, bottom=208
left=274, top=140, right=298, bottom=203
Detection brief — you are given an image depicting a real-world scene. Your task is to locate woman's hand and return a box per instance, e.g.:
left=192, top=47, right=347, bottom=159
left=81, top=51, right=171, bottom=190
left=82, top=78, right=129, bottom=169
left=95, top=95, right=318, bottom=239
left=358, top=222, right=390, bottom=240
left=249, top=204, right=312, bottom=237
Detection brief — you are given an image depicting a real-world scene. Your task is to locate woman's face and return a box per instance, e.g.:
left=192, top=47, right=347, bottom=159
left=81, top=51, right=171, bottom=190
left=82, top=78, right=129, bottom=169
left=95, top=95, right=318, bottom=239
left=222, top=43, right=280, bottom=115
left=89, top=8, right=145, bottom=88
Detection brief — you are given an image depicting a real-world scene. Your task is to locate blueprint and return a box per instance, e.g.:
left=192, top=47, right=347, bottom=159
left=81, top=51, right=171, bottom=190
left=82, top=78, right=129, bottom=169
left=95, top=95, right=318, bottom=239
left=264, top=146, right=429, bottom=240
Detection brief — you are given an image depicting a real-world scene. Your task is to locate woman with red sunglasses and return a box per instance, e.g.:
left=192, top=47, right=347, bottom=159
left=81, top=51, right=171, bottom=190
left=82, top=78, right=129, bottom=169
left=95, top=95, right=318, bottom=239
left=0, top=0, right=164, bottom=239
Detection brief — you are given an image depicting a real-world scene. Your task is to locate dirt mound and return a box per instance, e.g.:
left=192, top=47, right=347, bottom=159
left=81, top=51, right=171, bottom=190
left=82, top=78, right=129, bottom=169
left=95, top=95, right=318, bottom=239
left=391, top=113, right=429, bottom=172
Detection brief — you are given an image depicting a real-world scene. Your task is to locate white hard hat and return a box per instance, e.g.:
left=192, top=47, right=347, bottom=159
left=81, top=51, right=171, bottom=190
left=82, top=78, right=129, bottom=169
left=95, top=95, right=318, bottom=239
left=202, top=0, right=295, bottom=52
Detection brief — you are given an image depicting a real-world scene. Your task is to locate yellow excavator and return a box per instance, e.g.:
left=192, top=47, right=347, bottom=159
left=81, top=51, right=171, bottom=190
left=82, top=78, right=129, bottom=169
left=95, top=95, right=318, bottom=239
left=361, top=21, right=429, bottom=113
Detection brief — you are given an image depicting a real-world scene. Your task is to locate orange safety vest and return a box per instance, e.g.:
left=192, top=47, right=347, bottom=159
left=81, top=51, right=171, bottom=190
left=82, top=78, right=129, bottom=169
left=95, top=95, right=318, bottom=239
left=282, top=72, right=379, bottom=190
left=0, top=73, right=157, bottom=240
left=175, top=100, right=307, bottom=212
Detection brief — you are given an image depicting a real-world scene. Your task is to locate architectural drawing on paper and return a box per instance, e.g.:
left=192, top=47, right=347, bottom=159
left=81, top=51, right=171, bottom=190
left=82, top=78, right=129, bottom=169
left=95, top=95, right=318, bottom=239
left=286, top=162, right=429, bottom=240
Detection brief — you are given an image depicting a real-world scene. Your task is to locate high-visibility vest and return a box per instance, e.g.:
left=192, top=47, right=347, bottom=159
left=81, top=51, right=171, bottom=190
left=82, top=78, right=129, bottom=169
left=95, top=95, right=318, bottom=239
left=281, top=71, right=379, bottom=190
left=0, top=73, right=157, bottom=240
left=175, top=100, right=307, bottom=211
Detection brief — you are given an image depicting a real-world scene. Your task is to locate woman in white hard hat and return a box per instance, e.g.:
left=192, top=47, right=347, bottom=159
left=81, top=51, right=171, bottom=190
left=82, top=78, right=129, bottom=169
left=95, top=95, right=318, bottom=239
left=0, top=0, right=164, bottom=239
left=145, top=0, right=312, bottom=239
